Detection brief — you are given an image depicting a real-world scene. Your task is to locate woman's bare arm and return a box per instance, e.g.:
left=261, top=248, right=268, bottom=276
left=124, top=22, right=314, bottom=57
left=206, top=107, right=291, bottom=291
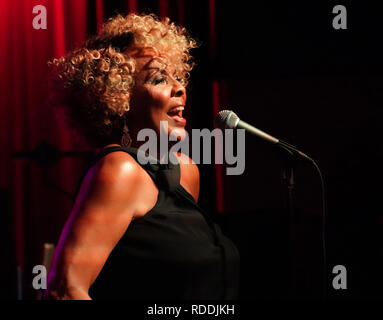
left=43, top=152, right=147, bottom=300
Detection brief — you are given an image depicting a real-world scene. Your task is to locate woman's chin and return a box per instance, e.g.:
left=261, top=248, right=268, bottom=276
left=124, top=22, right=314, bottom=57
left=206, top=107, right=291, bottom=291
left=169, top=127, right=187, bottom=142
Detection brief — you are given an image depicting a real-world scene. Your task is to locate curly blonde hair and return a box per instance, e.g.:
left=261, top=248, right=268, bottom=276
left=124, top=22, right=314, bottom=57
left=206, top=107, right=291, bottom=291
left=49, top=13, right=197, bottom=147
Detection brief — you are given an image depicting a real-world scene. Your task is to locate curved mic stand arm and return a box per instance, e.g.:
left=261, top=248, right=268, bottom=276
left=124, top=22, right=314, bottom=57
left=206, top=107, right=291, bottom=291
left=277, top=139, right=314, bottom=163
left=275, top=139, right=327, bottom=299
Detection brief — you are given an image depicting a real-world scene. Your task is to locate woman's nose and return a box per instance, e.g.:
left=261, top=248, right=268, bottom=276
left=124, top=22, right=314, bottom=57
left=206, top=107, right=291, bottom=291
left=171, top=79, right=186, bottom=98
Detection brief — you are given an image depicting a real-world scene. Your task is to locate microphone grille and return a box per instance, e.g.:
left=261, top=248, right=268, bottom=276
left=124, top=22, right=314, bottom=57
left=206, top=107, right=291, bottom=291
left=215, top=110, right=239, bottom=129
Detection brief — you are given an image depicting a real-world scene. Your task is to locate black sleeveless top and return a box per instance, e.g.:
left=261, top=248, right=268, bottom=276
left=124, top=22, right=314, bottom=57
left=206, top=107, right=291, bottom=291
left=86, top=146, right=240, bottom=300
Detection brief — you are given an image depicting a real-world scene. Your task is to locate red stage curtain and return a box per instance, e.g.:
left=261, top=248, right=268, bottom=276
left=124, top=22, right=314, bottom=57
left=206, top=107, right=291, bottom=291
left=0, top=0, right=89, bottom=297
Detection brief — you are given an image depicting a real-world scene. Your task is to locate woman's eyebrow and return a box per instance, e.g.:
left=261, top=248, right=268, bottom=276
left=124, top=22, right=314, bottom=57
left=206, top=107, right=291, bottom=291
left=142, top=58, right=177, bottom=82
left=145, top=58, right=167, bottom=70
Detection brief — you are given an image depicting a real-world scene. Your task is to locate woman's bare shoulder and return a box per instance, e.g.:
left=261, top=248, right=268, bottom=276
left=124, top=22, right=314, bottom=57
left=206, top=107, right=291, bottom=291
left=76, top=150, right=158, bottom=215
left=93, top=151, right=158, bottom=218
left=93, top=150, right=141, bottom=179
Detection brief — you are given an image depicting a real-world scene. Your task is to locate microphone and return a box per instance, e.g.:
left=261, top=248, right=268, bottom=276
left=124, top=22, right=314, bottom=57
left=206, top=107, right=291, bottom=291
left=215, top=110, right=313, bottom=162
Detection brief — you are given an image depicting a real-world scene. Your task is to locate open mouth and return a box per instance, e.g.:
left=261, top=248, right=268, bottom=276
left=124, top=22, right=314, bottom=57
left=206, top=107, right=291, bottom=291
left=167, top=106, right=186, bottom=126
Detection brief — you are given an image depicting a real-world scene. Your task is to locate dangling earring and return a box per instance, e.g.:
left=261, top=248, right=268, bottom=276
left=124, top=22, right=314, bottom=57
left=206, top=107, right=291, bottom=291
left=121, top=115, right=132, bottom=148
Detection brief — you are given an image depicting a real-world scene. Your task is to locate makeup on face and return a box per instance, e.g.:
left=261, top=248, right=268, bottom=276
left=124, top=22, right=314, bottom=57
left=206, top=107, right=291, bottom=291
left=129, top=54, right=188, bottom=142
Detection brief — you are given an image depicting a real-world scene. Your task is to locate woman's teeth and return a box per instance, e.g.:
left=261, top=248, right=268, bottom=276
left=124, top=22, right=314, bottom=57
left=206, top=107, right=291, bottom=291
left=167, top=106, right=186, bottom=125
left=167, top=106, right=184, bottom=117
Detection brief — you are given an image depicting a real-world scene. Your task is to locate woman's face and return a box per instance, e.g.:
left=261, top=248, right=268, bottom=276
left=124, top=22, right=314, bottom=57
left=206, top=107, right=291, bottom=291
left=128, top=52, right=187, bottom=145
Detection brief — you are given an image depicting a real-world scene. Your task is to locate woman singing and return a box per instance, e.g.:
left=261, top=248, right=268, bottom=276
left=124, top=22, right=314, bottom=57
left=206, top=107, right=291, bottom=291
left=44, top=13, right=239, bottom=300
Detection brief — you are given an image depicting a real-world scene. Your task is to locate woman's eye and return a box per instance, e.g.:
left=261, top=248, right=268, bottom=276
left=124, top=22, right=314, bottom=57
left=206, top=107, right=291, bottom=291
left=174, top=75, right=186, bottom=85
left=151, top=77, right=167, bottom=85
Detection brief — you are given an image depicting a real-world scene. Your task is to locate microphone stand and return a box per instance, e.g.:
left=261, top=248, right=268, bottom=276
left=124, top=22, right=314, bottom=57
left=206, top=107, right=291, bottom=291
left=276, top=141, right=325, bottom=299
left=278, top=146, right=299, bottom=297
left=216, top=110, right=326, bottom=298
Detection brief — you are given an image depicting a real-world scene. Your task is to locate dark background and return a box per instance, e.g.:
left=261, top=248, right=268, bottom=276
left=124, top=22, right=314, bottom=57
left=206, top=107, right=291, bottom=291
left=1, top=0, right=382, bottom=300
left=209, top=1, right=383, bottom=299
